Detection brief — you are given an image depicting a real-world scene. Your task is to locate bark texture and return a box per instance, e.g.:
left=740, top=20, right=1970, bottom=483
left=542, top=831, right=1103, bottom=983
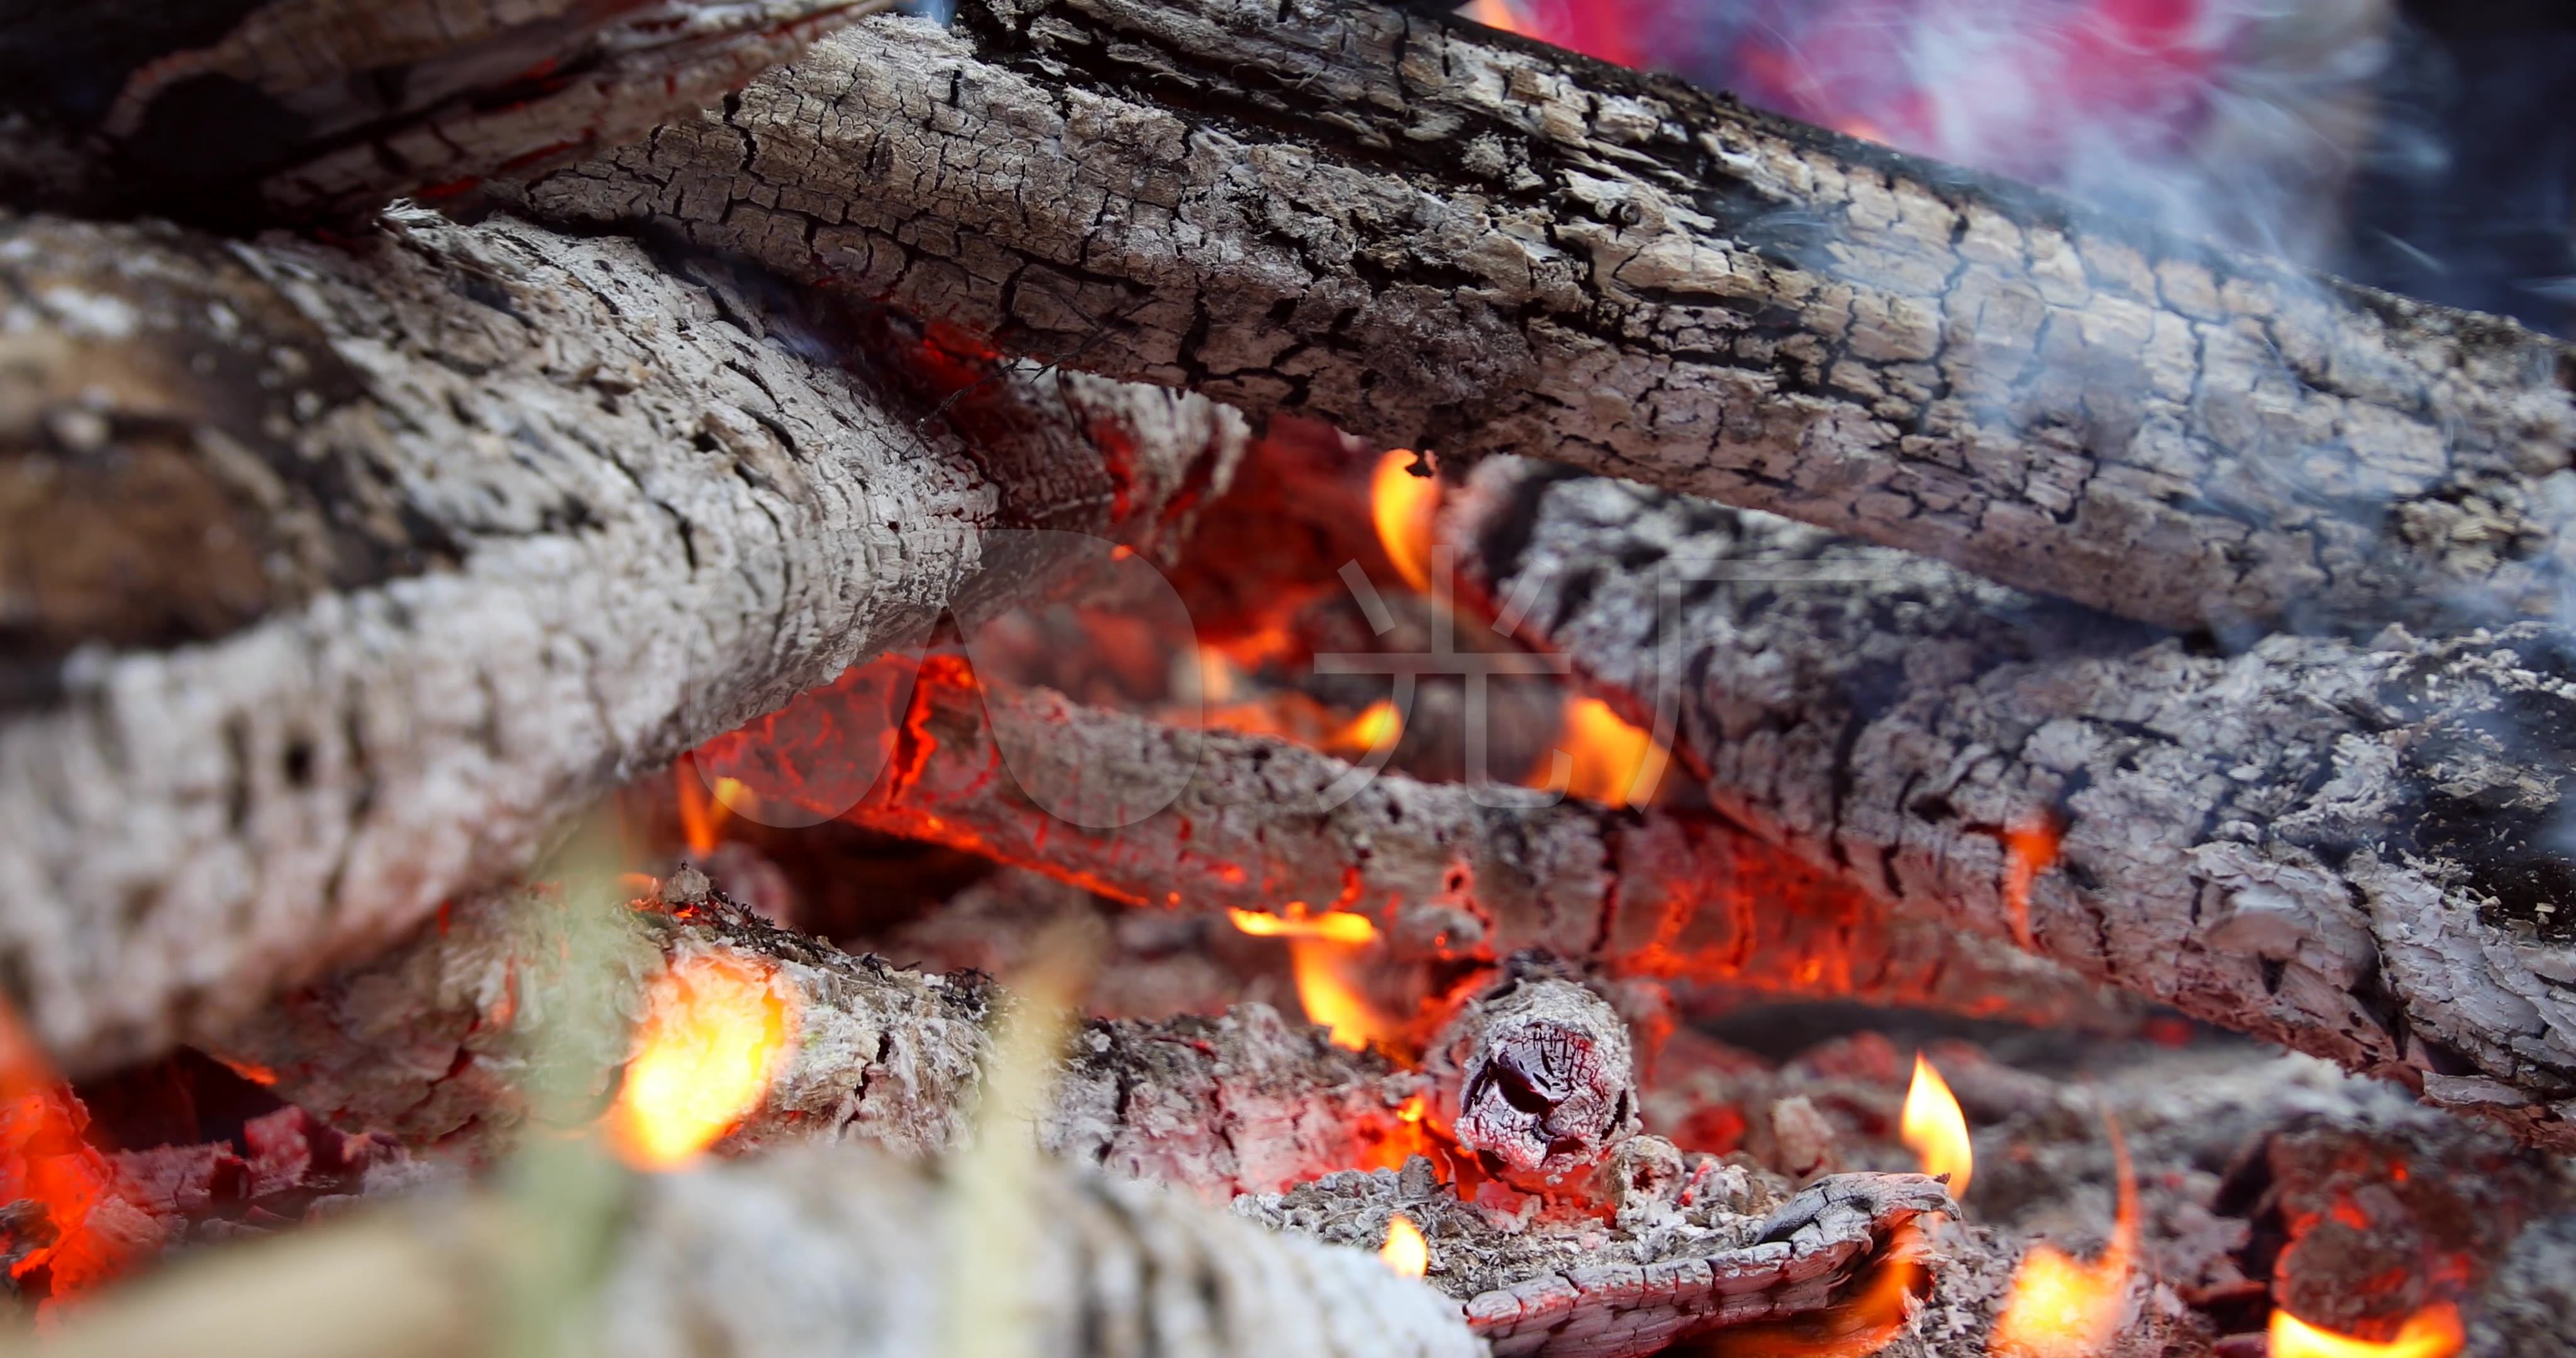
left=0, top=0, right=879, bottom=223
left=524, top=0, right=2576, bottom=635
left=1243, top=1156, right=1950, bottom=1358
left=1449, top=457, right=2576, bottom=1149
left=210, top=875, right=1427, bottom=1200
left=0, top=207, right=1244, bottom=1074
left=197, top=873, right=1952, bottom=1357
left=807, top=655, right=2131, bottom=1028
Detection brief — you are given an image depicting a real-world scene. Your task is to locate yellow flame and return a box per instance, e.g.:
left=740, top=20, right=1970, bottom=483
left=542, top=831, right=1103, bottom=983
left=1371, top=449, right=1440, bottom=593
left=1328, top=698, right=1404, bottom=756
left=1465, top=0, right=1532, bottom=36
left=1543, top=697, right=1668, bottom=807
left=1902, top=1054, right=1974, bottom=1200
left=1228, top=907, right=1394, bottom=1049
left=609, top=953, right=792, bottom=1169
left=674, top=759, right=734, bottom=858
left=1381, top=1213, right=1430, bottom=1278
left=1989, top=1117, right=2135, bottom=1357
left=2270, top=1305, right=2465, bottom=1358
left=1226, top=906, right=1379, bottom=946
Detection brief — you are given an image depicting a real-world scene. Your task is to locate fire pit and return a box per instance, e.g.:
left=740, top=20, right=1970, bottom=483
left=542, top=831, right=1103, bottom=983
left=0, top=0, right=2570, bottom=1355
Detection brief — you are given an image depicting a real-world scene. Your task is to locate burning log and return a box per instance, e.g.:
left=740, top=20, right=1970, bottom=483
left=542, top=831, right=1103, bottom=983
left=0, top=207, right=1245, bottom=1074
left=1446, top=458, right=2576, bottom=1150
left=208, top=873, right=1427, bottom=1201
left=196, top=872, right=1957, bottom=1356
left=814, top=654, right=2134, bottom=1030
left=519, top=0, right=2576, bottom=636
left=1241, top=1154, right=1952, bottom=1358
left=0, top=0, right=882, bottom=224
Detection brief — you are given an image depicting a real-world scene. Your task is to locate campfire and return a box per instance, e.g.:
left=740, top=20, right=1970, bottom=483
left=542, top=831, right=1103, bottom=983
left=1, top=0, right=2572, bottom=1355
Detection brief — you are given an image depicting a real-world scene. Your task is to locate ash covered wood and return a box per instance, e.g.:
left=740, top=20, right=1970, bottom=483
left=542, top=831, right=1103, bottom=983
left=1242, top=1151, right=1950, bottom=1357
left=1450, top=457, right=2576, bottom=1150
left=207, top=873, right=1425, bottom=1200
left=523, top=0, right=2576, bottom=636
left=0, top=209, right=1243, bottom=1074
left=1428, top=963, right=1639, bottom=1189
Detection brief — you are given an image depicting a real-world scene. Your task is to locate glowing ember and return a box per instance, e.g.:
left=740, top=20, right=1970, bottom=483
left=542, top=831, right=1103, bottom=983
left=2001, top=816, right=2063, bottom=951
left=609, top=953, right=794, bottom=1169
left=0, top=1009, right=145, bottom=1301
left=1381, top=1212, right=1430, bottom=1278
left=1696, top=1222, right=1926, bottom=1357
left=2269, top=1304, right=2465, bottom=1358
left=1989, top=1117, right=2136, bottom=1357
left=1901, top=1053, right=1974, bottom=1199
left=1543, top=697, right=1668, bottom=808
left=1226, top=907, right=1395, bottom=1050
left=1370, top=448, right=1440, bottom=593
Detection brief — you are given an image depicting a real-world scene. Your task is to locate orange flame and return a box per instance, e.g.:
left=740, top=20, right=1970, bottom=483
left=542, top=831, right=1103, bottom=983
left=2270, top=1305, right=2465, bottom=1358
left=1465, top=0, right=1531, bottom=36
left=1382, top=1212, right=1430, bottom=1278
left=1228, top=907, right=1396, bottom=1050
left=609, top=953, right=794, bottom=1169
left=1371, top=449, right=1440, bottom=593
left=1989, top=1116, right=2136, bottom=1357
left=1328, top=698, right=1404, bottom=758
left=2001, top=816, right=2063, bottom=951
left=1901, top=1054, right=1973, bottom=1200
left=1540, top=697, right=1668, bottom=807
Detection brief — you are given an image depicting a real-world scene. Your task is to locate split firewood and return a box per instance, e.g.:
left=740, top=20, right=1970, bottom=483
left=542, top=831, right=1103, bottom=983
left=0, top=0, right=883, bottom=224
left=806, top=654, right=2133, bottom=1029
left=521, top=0, right=2576, bottom=636
left=1445, top=458, right=2576, bottom=1149
left=14, top=1144, right=1484, bottom=1358
left=0, top=207, right=1245, bottom=1074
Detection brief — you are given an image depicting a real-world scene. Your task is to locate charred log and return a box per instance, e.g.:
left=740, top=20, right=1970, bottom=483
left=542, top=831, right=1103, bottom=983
left=521, top=0, right=2576, bottom=636
left=823, top=656, right=2133, bottom=1029
left=0, top=208, right=1245, bottom=1074
left=1448, top=460, right=2576, bottom=1149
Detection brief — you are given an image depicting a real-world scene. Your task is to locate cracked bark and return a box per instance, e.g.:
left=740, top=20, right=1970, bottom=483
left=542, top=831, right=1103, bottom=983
left=1446, top=456, right=2576, bottom=1150
left=0, top=0, right=882, bottom=224
left=522, top=0, right=2576, bottom=636
left=750, top=654, right=2130, bottom=1029
left=0, top=207, right=1246, bottom=1074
